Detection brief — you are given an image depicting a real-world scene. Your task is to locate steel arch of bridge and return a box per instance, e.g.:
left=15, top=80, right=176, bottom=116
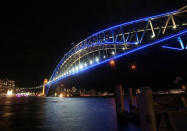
left=46, top=6, right=187, bottom=90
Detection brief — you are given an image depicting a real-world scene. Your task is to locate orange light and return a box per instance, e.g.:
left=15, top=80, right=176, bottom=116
left=109, top=60, right=115, bottom=67
left=131, top=64, right=136, bottom=70
left=59, top=94, right=63, bottom=97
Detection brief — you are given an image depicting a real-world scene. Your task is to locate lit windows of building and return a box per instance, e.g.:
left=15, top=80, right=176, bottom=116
left=0, top=79, right=16, bottom=94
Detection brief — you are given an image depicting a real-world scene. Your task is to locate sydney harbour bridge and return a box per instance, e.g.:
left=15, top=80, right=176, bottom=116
left=44, top=6, right=187, bottom=95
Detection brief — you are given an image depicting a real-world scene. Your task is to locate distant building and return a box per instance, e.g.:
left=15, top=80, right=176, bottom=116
left=0, top=79, right=15, bottom=94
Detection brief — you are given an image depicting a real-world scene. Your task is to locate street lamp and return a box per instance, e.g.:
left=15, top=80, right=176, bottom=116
left=109, top=60, right=115, bottom=69
left=130, top=64, right=136, bottom=71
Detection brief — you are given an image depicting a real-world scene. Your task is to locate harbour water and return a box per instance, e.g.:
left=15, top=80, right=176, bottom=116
left=0, top=97, right=140, bottom=131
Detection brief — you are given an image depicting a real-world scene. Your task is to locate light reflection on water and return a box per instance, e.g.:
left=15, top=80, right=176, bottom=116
left=0, top=97, right=140, bottom=131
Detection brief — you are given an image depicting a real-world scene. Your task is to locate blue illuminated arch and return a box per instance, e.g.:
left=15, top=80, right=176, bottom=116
left=46, top=6, right=187, bottom=94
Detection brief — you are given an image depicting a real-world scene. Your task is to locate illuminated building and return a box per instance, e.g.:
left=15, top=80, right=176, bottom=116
left=0, top=79, right=15, bottom=94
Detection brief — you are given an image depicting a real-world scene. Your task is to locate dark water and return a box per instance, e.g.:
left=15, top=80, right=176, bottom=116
left=0, top=97, right=140, bottom=131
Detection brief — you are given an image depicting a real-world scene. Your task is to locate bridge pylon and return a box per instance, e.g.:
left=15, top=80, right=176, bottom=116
left=42, top=78, right=48, bottom=96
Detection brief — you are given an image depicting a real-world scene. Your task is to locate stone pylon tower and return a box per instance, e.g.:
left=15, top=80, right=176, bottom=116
left=42, top=78, right=48, bottom=96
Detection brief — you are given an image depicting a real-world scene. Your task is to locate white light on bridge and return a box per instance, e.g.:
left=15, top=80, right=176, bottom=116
left=79, top=64, right=83, bottom=70
left=111, top=51, right=115, bottom=55
left=151, top=34, right=155, bottom=38
left=76, top=66, right=79, bottom=71
left=72, top=68, right=75, bottom=73
left=89, top=60, right=93, bottom=65
left=103, top=55, right=106, bottom=59
left=122, top=47, right=125, bottom=50
left=84, top=63, right=87, bottom=67
left=95, top=57, right=99, bottom=62
left=173, top=25, right=177, bottom=29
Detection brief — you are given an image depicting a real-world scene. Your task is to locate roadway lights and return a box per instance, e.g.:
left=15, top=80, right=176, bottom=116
left=151, top=34, right=155, bottom=38
left=95, top=57, right=99, bottom=62
left=122, top=47, right=125, bottom=50
left=89, top=60, right=93, bottom=65
left=173, top=25, right=177, bottom=29
left=111, top=51, right=115, bottom=55
left=72, top=68, right=75, bottom=73
left=79, top=64, right=83, bottom=70
left=84, top=63, right=87, bottom=67
left=103, top=55, right=106, bottom=59
left=76, top=66, right=79, bottom=71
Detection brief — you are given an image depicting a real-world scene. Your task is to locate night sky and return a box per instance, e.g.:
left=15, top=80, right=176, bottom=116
left=1, top=0, right=187, bottom=87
